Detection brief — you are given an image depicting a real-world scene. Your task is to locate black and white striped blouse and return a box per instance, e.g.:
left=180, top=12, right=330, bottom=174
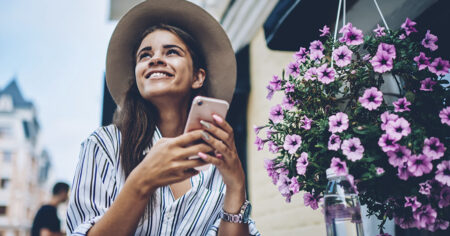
left=66, top=125, right=260, bottom=235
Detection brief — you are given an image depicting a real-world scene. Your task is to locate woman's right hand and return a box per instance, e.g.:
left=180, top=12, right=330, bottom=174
left=131, top=130, right=213, bottom=194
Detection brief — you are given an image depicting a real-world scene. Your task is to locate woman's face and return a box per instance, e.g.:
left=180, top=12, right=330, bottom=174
left=135, top=29, right=205, bottom=103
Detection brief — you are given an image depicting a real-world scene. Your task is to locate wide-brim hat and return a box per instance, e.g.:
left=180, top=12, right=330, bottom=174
left=106, top=0, right=236, bottom=107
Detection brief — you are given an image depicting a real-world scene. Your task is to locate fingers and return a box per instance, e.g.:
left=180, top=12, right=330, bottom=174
left=183, top=143, right=213, bottom=157
left=174, top=130, right=205, bottom=146
left=199, top=120, right=231, bottom=146
left=198, top=152, right=224, bottom=167
left=212, top=114, right=233, bottom=134
left=199, top=131, right=229, bottom=156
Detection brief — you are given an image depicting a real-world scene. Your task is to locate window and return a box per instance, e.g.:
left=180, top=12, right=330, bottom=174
left=0, top=206, right=7, bottom=216
left=0, top=126, right=12, bottom=138
left=2, top=151, right=12, bottom=163
left=0, top=179, right=9, bottom=189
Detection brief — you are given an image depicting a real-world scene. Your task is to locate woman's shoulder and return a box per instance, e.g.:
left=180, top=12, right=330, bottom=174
left=82, top=124, right=121, bottom=163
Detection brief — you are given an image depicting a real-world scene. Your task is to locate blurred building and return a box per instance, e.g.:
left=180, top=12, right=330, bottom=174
left=0, top=80, right=52, bottom=236
left=102, top=0, right=449, bottom=235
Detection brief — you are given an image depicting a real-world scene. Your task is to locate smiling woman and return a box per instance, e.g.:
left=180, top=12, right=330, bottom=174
left=65, top=0, right=259, bottom=235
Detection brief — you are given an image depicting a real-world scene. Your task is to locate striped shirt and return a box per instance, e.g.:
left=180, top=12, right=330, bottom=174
left=66, top=125, right=260, bottom=235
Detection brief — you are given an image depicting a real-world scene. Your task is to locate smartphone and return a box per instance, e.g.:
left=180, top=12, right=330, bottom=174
left=184, top=96, right=229, bottom=171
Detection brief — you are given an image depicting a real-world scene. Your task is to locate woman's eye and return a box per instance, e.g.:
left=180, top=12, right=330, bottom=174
left=139, top=53, right=151, bottom=60
left=167, top=49, right=180, bottom=55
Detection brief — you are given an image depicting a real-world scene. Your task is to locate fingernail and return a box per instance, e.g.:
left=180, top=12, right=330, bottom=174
left=216, top=153, right=223, bottom=159
left=212, top=114, right=223, bottom=123
left=201, top=131, right=210, bottom=140
left=200, top=120, right=211, bottom=129
left=198, top=152, right=207, bottom=159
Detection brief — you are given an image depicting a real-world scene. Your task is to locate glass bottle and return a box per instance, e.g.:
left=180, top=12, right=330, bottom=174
left=324, top=168, right=364, bottom=236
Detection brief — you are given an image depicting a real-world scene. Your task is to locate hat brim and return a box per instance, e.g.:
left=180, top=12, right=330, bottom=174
left=106, top=0, right=237, bottom=107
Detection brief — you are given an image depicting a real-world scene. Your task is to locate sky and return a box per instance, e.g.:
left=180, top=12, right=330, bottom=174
left=0, top=0, right=116, bottom=183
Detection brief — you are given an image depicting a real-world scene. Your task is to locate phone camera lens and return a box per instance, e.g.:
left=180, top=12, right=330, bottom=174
left=197, top=100, right=203, bottom=106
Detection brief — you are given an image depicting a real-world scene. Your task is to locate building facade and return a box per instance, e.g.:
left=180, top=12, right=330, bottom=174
left=0, top=80, right=52, bottom=236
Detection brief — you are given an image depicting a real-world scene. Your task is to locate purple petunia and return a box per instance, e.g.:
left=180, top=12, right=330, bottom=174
left=300, top=116, right=313, bottom=130
left=254, top=136, right=265, bottom=151
left=264, top=158, right=278, bottom=184
left=289, top=176, right=300, bottom=195
left=414, top=204, right=437, bottom=229
left=287, top=61, right=300, bottom=77
left=376, top=167, right=385, bottom=175
left=397, top=161, right=411, bottom=181
left=310, top=40, right=324, bottom=53
left=319, top=25, right=330, bottom=37
left=282, top=96, right=295, bottom=110
left=419, top=181, right=432, bottom=196
left=387, top=145, right=411, bottom=167
left=284, top=134, right=302, bottom=154
left=439, top=106, right=450, bottom=126
left=303, top=193, right=320, bottom=210
left=420, top=78, right=436, bottom=91
left=377, top=43, right=396, bottom=59
left=359, top=87, right=383, bottom=111
left=436, top=160, right=450, bottom=187
left=277, top=172, right=292, bottom=202
left=429, top=57, right=450, bottom=76
left=266, top=84, right=274, bottom=100
left=294, top=47, right=308, bottom=63
left=330, top=157, right=348, bottom=176
left=370, top=51, right=394, bottom=73
left=393, top=97, right=411, bottom=112
left=408, top=154, right=433, bottom=177
left=304, top=67, right=318, bottom=81
left=285, top=82, right=295, bottom=93
left=405, top=196, right=422, bottom=211
left=328, top=134, right=341, bottom=151
left=296, top=152, right=309, bottom=175
left=339, top=23, right=364, bottom=45
left=332, top=45, right=353, bottom=67
left=309, top=50, right=324, bottom=61
left=414, top=52, right=431, bottom=70
left=429, top=219, right=450, bottom=232
left=401, top=18, right=417, bottom=36
left=317, top=64, right=336, bottom=84
left=328, top=112, right=349, bottom=133
left=386, top=117, right=411, bottom=140
left=380, top=111, right=399, bottom=131
left=269, top=75, right=282, bottom=91
left=438, top=187, right=450, bottom=208
left=422, top=30, right=438, bottom=51
left=269, top=104, right=284, bottom=124
left=378, top=133, right=399, bottom=152
left=267, top=141, right=279, bottom=154
left=373, top=24, right=386, bottom=37
left=399, top=34, right=406, bottom=40
left=423, top=137, right=446, bottom=160
left=341, top=137, right=365, bottom=162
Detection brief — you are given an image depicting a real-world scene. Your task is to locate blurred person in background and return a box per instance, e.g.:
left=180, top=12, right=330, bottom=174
left=31, top=182, right=69, bottom=236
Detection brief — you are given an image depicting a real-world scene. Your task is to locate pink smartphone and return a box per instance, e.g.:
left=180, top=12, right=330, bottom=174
left=184, top=96, right=229, bottom=171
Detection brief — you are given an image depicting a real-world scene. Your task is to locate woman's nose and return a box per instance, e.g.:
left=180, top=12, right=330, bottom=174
left=148, top=54, right=166, bottom=66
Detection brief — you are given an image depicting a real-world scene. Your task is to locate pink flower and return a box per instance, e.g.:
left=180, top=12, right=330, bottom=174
left=287, top=61, right=300, bottom=77
left=269, top=104, right=284, bottom=124
left=423, top=137, right=446, bottom=160
left=397, top=161, right=411, bottom=181
left=269, top=75, right=282, bottom=90
left=341, top=137, right=365, bottom=162
left=282, top=96, right=295, bottom=110
left=253, top=125, right=263, bottom=135
left=399, top=34, right=406, bottom=40
left=339, top=23, right=364, bottom=45
left=328, top=134, right=341, bottom=151
left=408, top=154, right=433, bottom=177
left=294, top=47, right=308, bottom=63
left=267, top=141, right=279, bottom=153
left=285, top=82, right=295, bottom=93
left=413, top=204, right=437, bottom=229
left=264, top=159, right=278, bottom=184
left=303, top=193, right=319, bottom=210
left=385, top=117, right=411, bottom=140
left=319, top=25, right=330, bottom=37
left=300, top=116, right=313, bottom=130
left=401, top=18, right=417, bottom=36
left=283, top=134, right=302, bottom=154
left=435, top=160, right=450, bottom=186
left=332, top=45, right=353, bottom=67
left=377, top=43, right=396, bottom=59
left=395, top=214, right=417, bottom=229
left=439, top=106, right=450, bottom=126
left=359, top=87, right=383, bottom=111
left=393, top=97, right=411, bottom=112
left=414, top=52, right=430, bottom=70
left=309, top=50, right=324, bottom=61
left=362, top=54, right=371, bottom=61
left=289, top=176, right=300, bottom=195
left=422, top=30, right=438, bottom=51
left=309, top=40, right=324, bottom=53
left=373, top=24, right=386, bottom=37
left=376, top=167, right=385, bottom=175
left=420, top=78, right=436, bottom=91
left=405, top=196, right=422, bottom=211
left=387, top=145, right=411, bottom=167
left=438, top=187, right=450, bottom=208
left=428, top=218, right=449, bottom=232
left=296, top=152, right=309, bottom=175
left=429, top=57, right=450, bottom=76
left=330, top=157, right=348, bottom=176
left=328, top=112, right=349, bottom=133
left=419, top=181, right=432, bottom=195
left=370, top=51, right=394, bottom=73
left=254, top=136, right=265, bottom=151
left=266, top=84, right=274, bottom=100
left=277, top=173, right=292, bottom=202
left=380, top=111, right=399, bottom=130
left=317, top=64, right=336, bottom=84
left=378, top=133, right=399, bottom=152
left=304, top=67, right=318, bottom=81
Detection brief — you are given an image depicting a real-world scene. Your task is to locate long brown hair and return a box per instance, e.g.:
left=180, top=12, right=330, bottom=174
left=114, top=24, right=207, bottom=178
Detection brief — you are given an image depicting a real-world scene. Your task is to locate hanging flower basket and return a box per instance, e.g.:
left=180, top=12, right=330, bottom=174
left=255, top=18, right=450, bottom=234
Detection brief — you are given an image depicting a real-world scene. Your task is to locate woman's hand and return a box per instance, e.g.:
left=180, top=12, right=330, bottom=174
left=197, top=114, right=246, bottom=192
left=132, top=130, right=213, bottom=194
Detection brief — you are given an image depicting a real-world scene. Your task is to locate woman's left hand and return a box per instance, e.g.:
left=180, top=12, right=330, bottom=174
left=197, top=114, right=246, bottom=192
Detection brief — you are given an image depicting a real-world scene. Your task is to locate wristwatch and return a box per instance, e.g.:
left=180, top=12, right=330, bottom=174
left=220, top=200, right=252, bottom=224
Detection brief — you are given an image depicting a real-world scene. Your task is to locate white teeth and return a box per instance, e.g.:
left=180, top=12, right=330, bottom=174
left=149, top=72, right=170, bottom=79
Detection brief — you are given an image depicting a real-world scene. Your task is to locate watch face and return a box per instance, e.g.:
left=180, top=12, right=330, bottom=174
left=243, top=202, right=252, bottom=220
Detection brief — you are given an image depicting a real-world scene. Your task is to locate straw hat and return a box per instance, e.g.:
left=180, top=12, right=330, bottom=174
left=106, top=0, right=236, bottom=107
